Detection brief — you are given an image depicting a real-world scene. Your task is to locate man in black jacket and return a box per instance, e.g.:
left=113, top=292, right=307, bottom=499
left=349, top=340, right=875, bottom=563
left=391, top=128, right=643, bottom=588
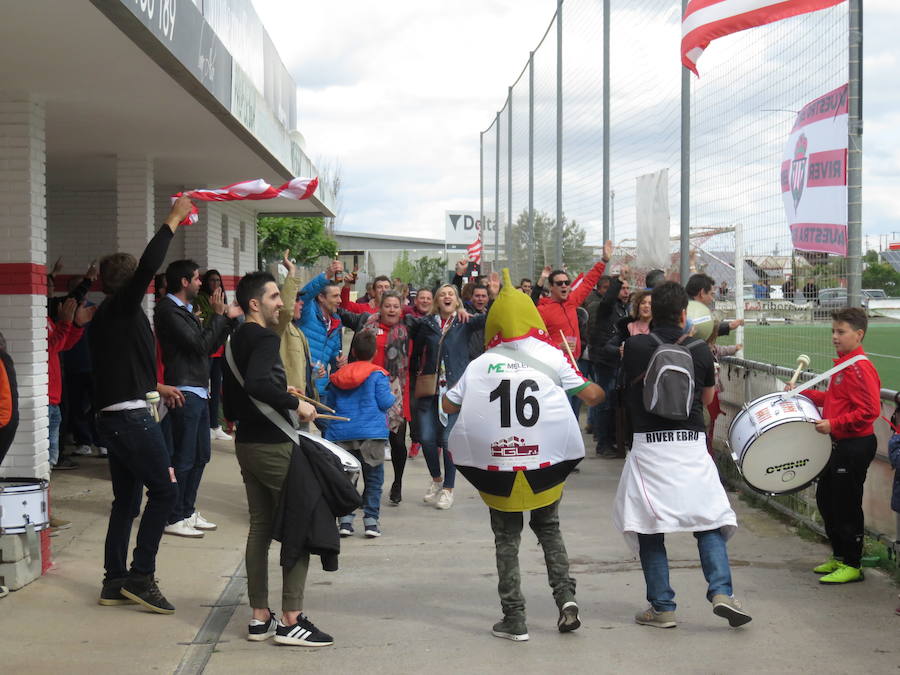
left=92, top=195, right=192, bottom=614
left=155, top=259, right=237, bottom=537
left=587, top=272, right=630, bottom=456
left=223, top=271, right=332, bottom=648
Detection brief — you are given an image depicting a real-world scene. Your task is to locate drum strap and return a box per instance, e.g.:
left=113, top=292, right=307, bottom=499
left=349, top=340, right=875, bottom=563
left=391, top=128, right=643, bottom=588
left=783, top=354, right=869, bottom=400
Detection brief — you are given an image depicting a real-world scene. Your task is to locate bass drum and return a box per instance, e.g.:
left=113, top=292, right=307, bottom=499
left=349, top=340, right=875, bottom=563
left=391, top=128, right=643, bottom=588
left=0, top=478, right=49, bottom=534
left=298, top=431, right=362, bottom=473
left=727, top=392, right=831, bottom=494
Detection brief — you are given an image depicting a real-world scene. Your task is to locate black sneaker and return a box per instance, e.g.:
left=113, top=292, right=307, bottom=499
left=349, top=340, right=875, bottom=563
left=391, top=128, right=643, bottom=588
left=338, top=522, right=354, bottom=538
left=120, top=573, right=175, bottom=614
left=389, top=484, right=401, bottom=505
left=274, top=614, right=334, bottom=647
left=98, top=577, right=137, bottom=606
left=247, top=609, right=279, bottom=641
left=557, top=601, right=581, bottom=632
left=364, top=523, right=381, bottom=538
left=54, top=456, right=79, bottom=470
left=492, top=617, right=529, bottom=642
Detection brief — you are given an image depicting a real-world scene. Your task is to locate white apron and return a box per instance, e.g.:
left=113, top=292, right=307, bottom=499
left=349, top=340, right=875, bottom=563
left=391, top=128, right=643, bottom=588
left=612, top=430, right=737, bottom=553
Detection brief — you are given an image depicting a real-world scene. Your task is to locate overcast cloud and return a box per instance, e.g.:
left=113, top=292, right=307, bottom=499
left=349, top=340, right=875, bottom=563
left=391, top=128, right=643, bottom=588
left=252, top=0, right=899, bottom=249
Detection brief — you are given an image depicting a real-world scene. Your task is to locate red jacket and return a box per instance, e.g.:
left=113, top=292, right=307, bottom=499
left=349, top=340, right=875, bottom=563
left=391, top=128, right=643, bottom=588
left=536, top=259, right=607, bottom=359
left=340, top=286, right=376, bottom=314
left=803, top=346, right=881, bottom=440
left=48, top=318, right=84, bottom=406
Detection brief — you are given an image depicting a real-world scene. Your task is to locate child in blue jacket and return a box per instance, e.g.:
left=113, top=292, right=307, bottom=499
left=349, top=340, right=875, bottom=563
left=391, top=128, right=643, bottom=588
left=324, top=331, right=396, bottom=538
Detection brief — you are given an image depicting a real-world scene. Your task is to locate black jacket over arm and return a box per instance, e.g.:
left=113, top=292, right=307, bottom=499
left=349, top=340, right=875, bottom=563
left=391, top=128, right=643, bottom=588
left=154, top=296, right=231, bottom=388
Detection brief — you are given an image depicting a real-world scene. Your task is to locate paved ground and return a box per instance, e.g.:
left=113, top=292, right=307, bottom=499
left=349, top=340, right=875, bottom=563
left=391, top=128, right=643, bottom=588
left=2, top=435, right=898, bottom=674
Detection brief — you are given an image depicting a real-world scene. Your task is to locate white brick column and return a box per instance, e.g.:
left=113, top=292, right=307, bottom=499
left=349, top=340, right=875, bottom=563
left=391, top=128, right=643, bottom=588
left=116, top=156, right=155, bottom=315
left=0, top=93, right=49, bottom=480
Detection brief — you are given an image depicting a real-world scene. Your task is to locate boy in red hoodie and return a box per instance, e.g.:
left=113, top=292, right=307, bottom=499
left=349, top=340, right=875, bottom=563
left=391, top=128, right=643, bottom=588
left=796, top=307, right=881, bottom=584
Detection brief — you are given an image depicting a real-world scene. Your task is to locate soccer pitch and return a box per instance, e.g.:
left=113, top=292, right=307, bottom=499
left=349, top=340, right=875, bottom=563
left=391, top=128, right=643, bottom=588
left=717, top=322, right=900, bottom=391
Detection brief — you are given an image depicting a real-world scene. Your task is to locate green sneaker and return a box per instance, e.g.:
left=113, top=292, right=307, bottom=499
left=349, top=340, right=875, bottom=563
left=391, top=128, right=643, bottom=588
left=812, top=557, right=841, bottom=574
left=492, top=617, right=529, bottom=641
left=819, top=563, right=864, bottom=584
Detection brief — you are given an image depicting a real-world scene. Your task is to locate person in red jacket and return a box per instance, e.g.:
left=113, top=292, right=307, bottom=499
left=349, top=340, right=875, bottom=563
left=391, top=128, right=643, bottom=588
left=792, top=307, right=881, bottom=584
left=48, top=298, right=95, bottom=470
left=341, top=273, right=391, bottom=314
left=532, top=241, right=613, bottom=360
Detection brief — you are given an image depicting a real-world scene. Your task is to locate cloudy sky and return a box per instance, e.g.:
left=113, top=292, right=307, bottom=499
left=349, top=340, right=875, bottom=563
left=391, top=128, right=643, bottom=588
left=252, top=0, right=899, bottom=252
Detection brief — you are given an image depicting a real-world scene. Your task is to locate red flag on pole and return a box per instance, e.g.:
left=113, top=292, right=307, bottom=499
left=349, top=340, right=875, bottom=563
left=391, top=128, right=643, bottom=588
left=467, top=237, right=483, bottom=264
left=682, top=0, right=845, bottom=76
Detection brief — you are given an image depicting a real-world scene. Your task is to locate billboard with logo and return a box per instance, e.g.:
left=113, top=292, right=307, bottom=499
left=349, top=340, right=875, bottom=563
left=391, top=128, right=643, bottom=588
left=780, top=84, right=848, bottom=256
left=445, top=210, right=502, bottom=247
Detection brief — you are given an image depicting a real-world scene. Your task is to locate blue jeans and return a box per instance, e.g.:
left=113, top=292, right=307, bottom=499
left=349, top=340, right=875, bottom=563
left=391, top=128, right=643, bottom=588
left=339, top=449, right=384, bottom=525
left=161, top=392, right=211, bottom=524
left=416, top=396, right=457, bottom=488
left=592, top=370, right=617, bottom=449
left=637, top=528, right=733, bottom=612
left=570, top=359, right=594, bottom=419
left=97, top=409, right=178, bottom=578
left=48, top=404, right=62, bottom=466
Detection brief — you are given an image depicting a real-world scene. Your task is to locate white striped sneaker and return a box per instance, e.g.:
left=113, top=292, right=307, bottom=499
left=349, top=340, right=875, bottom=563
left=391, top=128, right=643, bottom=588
left=247, top=610, right=280, bottom=641
left=274, top=614, right=334, bottom=647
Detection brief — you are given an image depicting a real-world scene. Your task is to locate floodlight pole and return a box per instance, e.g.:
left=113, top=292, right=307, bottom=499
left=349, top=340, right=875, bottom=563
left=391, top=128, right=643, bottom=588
left=847, top=0, right=863, bottom=307
left=680, top=0, right=691, bottom=284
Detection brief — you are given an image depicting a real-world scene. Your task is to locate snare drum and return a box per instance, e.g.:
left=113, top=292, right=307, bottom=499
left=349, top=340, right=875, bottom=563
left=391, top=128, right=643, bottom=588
left=0, top=478, right=49, bottom=534
left=727, top=392, right=831, bottom=494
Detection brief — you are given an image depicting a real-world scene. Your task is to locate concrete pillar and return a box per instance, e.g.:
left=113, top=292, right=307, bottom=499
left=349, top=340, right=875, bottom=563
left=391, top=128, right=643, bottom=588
left=116, top=156, right=155, bottom=315
left=0, top=93, right=50, bottom=480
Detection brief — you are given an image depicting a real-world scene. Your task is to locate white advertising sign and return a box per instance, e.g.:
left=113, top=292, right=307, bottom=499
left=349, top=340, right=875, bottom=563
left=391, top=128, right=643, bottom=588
left=445, top=210, right=501, bottom=246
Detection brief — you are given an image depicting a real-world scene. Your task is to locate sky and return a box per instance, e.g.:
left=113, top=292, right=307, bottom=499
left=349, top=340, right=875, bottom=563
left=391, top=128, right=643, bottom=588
left=252, top=0, right=899, bottom=251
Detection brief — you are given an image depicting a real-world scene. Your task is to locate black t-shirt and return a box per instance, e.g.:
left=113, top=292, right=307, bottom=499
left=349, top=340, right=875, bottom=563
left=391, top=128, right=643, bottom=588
left=622, top=324, right=715, bottom=433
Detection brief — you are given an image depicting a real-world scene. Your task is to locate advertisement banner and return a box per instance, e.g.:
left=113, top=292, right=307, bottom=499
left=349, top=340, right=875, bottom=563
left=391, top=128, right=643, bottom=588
left=780, top=84, right=848, bottom=256
left=445, top=210, right=500, bottom=246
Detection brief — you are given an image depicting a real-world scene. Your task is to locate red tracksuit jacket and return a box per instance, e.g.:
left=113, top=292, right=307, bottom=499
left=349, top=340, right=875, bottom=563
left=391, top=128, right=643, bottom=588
left=803, top=346, right=881, bottom=440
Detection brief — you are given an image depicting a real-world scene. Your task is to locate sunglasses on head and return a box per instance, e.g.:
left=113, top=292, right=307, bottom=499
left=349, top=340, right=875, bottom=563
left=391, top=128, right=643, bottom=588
left=553, top=279, right=570, bottom=287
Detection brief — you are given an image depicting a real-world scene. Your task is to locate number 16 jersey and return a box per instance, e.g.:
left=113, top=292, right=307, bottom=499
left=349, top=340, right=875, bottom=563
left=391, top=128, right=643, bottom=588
left=446, top=337, right=589, bottom=511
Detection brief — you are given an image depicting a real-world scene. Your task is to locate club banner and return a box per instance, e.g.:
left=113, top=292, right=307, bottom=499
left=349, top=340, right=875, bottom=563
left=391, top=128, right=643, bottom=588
left=780, top=84, right=848, bottom=256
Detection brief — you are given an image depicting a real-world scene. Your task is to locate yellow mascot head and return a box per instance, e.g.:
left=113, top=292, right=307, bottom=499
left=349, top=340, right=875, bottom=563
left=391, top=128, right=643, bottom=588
left=484, top=268, right=551, bottom=348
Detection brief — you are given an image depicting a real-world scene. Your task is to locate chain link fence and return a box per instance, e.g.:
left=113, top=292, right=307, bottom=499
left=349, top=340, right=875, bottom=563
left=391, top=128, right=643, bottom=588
left=477, top=1, right=900, bottom=387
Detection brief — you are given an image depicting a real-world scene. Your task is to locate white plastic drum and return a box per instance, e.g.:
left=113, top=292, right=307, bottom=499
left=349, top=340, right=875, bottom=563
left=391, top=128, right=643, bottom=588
left=298, top=431, right=362, bottom=473
left=0, top=478, right=49, bottom=534
left=728, top=392, right=831, bottom=494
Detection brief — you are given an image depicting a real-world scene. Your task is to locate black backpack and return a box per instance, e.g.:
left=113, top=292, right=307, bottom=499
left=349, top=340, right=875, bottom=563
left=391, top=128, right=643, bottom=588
left=633, top=333, right=705, bottom=420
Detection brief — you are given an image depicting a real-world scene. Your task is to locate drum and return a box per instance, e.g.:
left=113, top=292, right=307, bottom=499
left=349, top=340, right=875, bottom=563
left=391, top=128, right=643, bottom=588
left=298, top=431, right=362, bottom=473
left=727, top=392, right=831, bottom=494
left=0, top=478, right=49, bottom=534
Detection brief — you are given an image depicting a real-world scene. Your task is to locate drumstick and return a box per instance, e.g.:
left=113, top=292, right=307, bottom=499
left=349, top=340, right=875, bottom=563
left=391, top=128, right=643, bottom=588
left=559, top=330, right=578, bottom=368
left=788, top=354, right=811, bottom=387
left=288, top=390, right=336, bottom=413
left=317, top=414, right=351, bottom=421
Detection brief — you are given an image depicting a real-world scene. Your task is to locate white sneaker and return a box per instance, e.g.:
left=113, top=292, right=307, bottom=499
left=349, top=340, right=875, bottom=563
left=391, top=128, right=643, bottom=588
left=435, top=489, right=454, bottom=510
left=72, top=444, right=93, bottom=456
left=211, top=427, right=233, bottom=441
left=97, top=446, right=108, bottom=457
left=189, top=511, right=217, bottom=531
left=423, top=481, right=443, bottom=504
left=163, top=519, right=204, bottom=538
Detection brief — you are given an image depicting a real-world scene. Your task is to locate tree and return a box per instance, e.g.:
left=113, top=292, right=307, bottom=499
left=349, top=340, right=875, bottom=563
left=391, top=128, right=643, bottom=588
left=411, top=255, right=449, bottom=289
left=862, top=262, right=900, bottom=296
left=257, top=216, right=338, bottom=269
left=391, top=251, right=416, bottom=284
left=507, top=210, right=592, bottom=280
left=863, top=249, right=879, bottom=264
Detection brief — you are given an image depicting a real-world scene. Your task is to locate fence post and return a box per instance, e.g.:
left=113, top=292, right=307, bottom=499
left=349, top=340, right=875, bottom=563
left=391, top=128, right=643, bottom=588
left=847, top=0, right=863, bottom=307
left=507, top=85, right=513, bottom=277
left=495, top=111, right=500, bottom=270
left=555, top=0, right=563, bottom=268
left=680, top=0, right=691, bottom=284
left=479, top=130, right=484, bottom=271
left=528, top=51, right=535, bottom=279
left=602, top=0, right=610, bottom=245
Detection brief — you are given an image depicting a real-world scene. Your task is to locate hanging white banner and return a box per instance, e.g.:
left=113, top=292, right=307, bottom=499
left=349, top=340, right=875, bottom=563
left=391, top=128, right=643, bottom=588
left=635, top=169, right=671, bottom=272
left=780, top=84, right=848, bottom=256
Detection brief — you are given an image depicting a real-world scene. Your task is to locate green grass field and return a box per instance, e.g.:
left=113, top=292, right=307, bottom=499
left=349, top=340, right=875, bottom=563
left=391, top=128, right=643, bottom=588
left=717, top=322, right=900, bottom=390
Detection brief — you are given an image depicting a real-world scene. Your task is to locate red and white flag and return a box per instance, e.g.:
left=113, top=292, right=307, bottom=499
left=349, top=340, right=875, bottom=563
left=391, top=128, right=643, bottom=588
left=467, top=237, right=483, bottom=264
left=569, top=273, right=585, bottom=292
left=682, top=0, right=845, bottom=76
left=172, top=176, right=318, bottom=225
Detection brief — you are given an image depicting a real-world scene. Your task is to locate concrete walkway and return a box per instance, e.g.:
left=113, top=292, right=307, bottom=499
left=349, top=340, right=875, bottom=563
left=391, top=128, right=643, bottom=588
left=1, top=437, right=897, bottom=674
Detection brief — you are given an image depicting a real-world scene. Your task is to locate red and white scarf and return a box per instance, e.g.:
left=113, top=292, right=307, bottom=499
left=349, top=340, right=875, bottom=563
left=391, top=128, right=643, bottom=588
left=172, top=176, right=318, bottom=225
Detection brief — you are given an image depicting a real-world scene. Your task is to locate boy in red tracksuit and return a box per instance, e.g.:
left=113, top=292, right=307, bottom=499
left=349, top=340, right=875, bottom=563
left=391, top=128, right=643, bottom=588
left=796, top=307, right=881, bottom=584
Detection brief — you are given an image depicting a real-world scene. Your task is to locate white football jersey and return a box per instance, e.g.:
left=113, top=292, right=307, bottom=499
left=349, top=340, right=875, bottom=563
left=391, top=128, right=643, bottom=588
left=446, top=338, right=587, bottom=471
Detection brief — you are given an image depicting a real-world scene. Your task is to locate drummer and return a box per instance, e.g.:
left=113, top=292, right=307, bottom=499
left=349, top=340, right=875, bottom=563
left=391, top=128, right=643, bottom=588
left=786, top=307, right=881, bottom=584
left=612, top=281, right=751, bottom=629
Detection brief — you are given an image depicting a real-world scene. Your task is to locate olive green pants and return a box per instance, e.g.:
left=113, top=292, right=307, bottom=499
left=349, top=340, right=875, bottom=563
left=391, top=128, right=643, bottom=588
left=235, top=441, right=309, bottom=611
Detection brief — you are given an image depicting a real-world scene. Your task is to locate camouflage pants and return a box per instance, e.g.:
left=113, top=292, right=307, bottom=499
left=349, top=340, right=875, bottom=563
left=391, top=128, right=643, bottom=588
left=489, top=499, right=576, bottom=620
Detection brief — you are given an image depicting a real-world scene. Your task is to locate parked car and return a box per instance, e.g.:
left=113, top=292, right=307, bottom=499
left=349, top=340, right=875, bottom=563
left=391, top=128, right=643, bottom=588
left=814, top=288, right=885, bottom=317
